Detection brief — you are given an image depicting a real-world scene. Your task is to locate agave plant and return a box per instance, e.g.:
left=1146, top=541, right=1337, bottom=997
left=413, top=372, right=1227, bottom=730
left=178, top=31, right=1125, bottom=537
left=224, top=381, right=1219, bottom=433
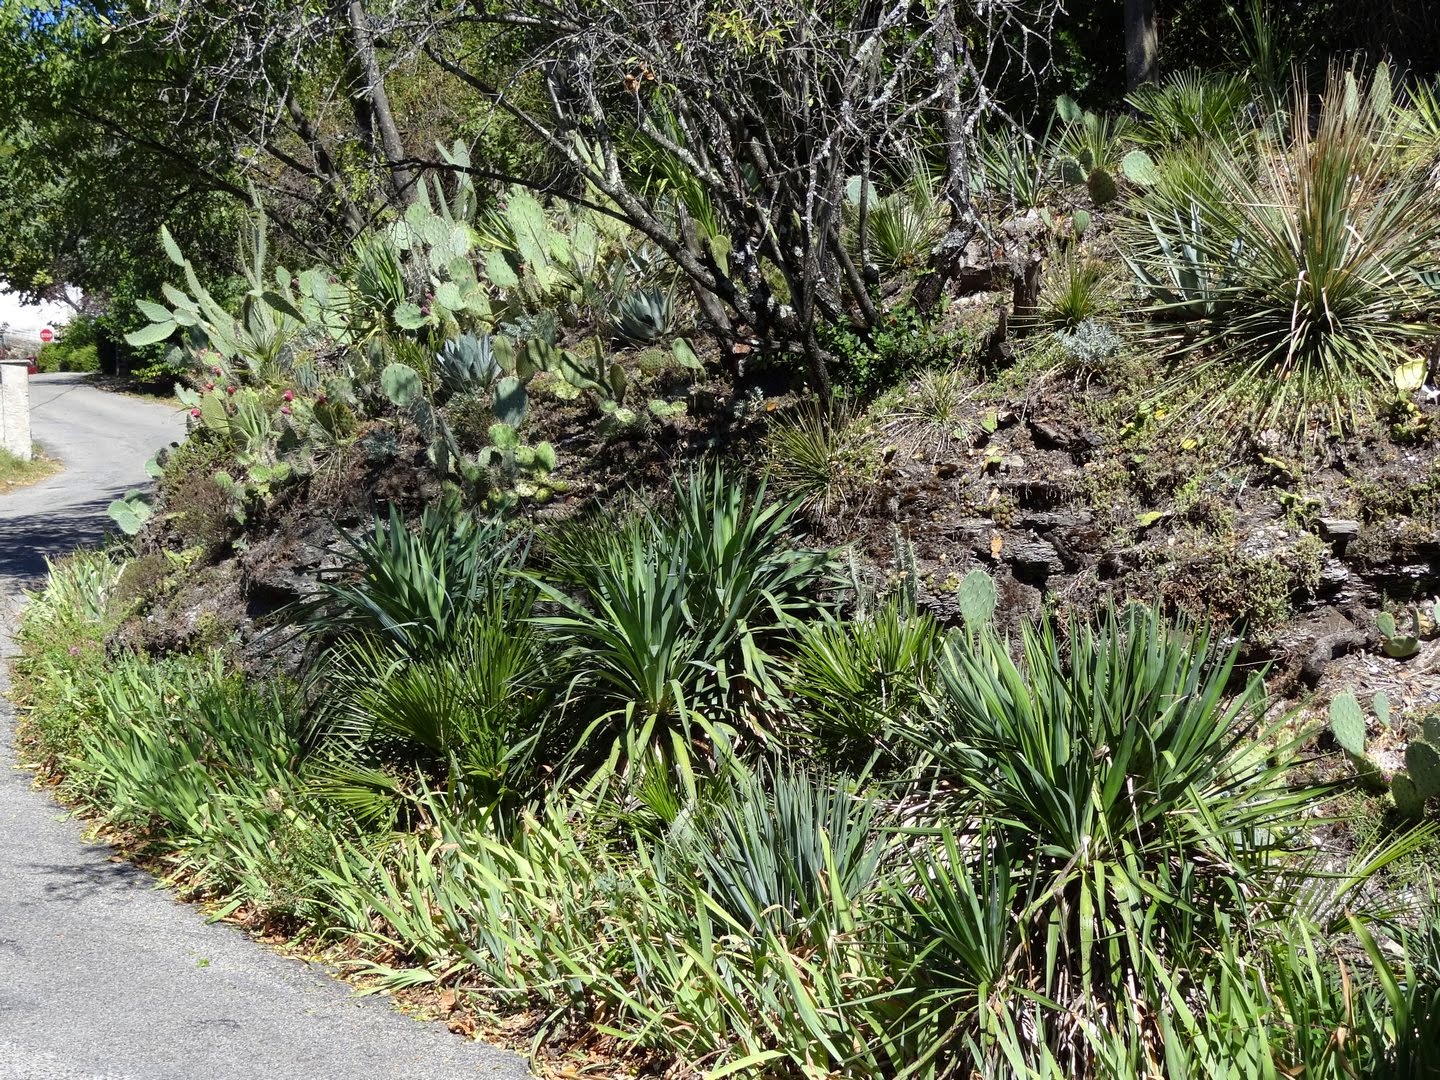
left=610, top=286, right=672, bottom=344
left=434, top=332, right=500, bottom=397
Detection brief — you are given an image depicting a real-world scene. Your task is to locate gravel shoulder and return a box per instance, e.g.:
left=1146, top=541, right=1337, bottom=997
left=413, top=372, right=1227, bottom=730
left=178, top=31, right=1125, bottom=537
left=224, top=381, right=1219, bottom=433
left=0, top=375, right=528, bottom=1080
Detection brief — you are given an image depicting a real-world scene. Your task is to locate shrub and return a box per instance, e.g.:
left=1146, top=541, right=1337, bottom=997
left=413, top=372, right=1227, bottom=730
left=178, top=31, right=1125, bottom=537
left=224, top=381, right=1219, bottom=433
left=36, top=341, right=100, bottom=373
left=158, top=435, right=240, bottom=554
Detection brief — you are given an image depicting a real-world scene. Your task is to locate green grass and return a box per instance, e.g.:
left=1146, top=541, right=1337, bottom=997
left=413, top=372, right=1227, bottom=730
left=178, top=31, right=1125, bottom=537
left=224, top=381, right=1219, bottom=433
left=0, top=447, right=59, bottom=493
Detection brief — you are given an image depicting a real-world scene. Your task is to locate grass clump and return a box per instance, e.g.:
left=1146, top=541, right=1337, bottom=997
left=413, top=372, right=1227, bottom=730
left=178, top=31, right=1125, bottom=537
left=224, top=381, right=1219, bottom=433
left=0, top=447, right=59, bottom=492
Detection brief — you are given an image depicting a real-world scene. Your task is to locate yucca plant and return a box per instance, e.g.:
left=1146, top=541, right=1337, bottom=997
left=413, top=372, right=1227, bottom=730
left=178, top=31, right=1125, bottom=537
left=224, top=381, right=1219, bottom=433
left=1122, top=67, right=1440, bottom=431
left=292, top=499, right=523, bottom=657
left=846, top=155, right=947, bottom=271
left=1035, top=253, right=1114, bottom=331
left=976, top=126, right=1050, bottom=210
left=880, top=366, right=975, bottom=461
left=534, top=465, right=832, bottom=788
left=674, top=765, right=890, bottom=936
left=893, top=604, right=1319, bottom=1066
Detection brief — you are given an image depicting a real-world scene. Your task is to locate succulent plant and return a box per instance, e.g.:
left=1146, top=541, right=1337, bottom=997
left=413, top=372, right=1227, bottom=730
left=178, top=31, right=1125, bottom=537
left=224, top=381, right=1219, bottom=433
left=435, top=333, right=500, bottom=396
left=957, top=568, right=997, bottom=631
left=106, top=490, right=154, bottom=536
left=380, top=362, right=423, bottom=408
left=1378, top=608, right=1421, bottom=659
left=1330, top=689, right=1440, bottom=818
left=612, top=287, right=673, bottom=345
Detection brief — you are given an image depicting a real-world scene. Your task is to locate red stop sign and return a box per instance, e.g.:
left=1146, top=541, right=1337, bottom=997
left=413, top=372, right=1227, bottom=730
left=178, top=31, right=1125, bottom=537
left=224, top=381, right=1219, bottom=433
left=39, top=327, right=54, bottom=343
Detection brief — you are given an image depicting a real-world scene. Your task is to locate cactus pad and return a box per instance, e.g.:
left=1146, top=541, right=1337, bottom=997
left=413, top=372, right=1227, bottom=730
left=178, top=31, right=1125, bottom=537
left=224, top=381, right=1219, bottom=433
left=1406, top=739, right=1440, bottom=800
left=1373, top=693, right=1391, bottom=729
left=1392, top=772, right=1426, bottom=820
left=1328, top=691, right=1367, bottom=757
left=957, top=569, right=997, bottom=630
left=1422, top=714, right=1440, bottom=747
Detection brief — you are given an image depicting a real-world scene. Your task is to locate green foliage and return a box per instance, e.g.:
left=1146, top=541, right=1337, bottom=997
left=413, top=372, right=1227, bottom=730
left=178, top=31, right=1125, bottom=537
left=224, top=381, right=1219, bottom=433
left=1122, top=66, right=1440, bottom=431
left=764, top=405, right=876, bottom=519
left=611, top=287, right=672, bottom=345
left=534, top=466, right=832, bottom=786
left=789, top=601, right=943, bottom=767
left=295, top=501, right=521, bottom=658
left=820, top=305, right=974, bottom=398
left=1127, top=70, right=1256, bottom=145
left=106, top=489, right=154, bottom=536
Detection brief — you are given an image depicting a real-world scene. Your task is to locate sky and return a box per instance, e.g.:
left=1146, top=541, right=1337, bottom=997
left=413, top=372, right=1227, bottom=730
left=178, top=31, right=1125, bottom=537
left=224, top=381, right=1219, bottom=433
left=0, top=283, right=80, bottom=347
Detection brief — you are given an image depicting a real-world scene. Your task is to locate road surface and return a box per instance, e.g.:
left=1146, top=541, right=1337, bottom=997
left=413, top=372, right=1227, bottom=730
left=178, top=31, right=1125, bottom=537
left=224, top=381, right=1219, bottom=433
left=0, top=375, right=528, bottom=1080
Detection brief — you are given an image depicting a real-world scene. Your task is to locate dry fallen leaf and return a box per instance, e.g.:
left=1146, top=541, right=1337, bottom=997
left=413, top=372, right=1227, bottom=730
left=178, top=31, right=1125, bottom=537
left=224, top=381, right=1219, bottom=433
left=990, top=533, right=1003, bottom=558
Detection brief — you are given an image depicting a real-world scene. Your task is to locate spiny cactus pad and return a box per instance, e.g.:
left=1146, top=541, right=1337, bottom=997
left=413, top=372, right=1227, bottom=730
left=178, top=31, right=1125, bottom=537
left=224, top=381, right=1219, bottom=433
left=1422, top=714, right=1440, bottom=747
left=1406, top=739, right=1440, bottom=800
left=957, top=569, right=997, bottom=630
left=1328, top=691, right=1367, bottom=757
left=1392, top=772, right=1426, bottom=820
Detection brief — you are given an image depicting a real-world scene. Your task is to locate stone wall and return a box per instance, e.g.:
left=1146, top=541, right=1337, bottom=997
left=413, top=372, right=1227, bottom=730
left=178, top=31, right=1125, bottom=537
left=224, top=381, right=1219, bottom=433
left=0, top=360, right=32, bottom=460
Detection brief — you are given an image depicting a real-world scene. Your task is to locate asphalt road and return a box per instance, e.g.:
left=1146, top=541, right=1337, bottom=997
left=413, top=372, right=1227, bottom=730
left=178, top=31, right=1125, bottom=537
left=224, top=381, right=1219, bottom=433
left=0, top=375, right=529, bottom=1080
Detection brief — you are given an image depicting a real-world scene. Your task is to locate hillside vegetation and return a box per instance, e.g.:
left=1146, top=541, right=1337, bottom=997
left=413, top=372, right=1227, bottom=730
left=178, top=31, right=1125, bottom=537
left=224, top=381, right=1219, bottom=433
left=8, top=4, right=1440, bottom=1077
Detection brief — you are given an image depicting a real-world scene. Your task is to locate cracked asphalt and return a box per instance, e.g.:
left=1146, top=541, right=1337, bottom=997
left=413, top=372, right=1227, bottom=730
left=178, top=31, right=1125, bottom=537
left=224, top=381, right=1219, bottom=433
left=0, top=374, right=529, bottom=1080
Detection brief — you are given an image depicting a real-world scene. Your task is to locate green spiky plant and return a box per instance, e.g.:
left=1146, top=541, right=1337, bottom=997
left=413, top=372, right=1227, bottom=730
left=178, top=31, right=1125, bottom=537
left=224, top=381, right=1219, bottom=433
left=1121, top=66, right=1440, bottom=432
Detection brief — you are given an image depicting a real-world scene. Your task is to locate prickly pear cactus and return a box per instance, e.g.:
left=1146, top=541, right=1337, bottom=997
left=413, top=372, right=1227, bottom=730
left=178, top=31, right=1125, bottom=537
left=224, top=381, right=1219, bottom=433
left=1378, top=609, right=1421, bottom=659
left=493, top=376, right=528, bottom=428
left=1423, top=714, right=1440, bottom=747
left=1392, top=772, right=1426, bottom=820
left=380, top=362, right=422, bottom=408
left=957, top=569, right=997, bottom=630
left=1407, top=739, right=1440, bottom=800
left=107, top=490, right=154, bottom=536
left=1329, top=692, right=1368, bottom=757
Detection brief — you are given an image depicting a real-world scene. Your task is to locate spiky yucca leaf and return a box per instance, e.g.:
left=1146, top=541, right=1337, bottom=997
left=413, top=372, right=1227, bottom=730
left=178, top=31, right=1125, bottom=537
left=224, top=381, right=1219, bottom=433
left=1122, top=68, right=1440, bottom=431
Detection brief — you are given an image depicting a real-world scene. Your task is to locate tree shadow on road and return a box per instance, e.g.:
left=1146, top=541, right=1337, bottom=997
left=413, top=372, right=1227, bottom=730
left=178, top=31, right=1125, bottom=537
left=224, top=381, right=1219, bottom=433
left=0, top=489, right=133, bottom=588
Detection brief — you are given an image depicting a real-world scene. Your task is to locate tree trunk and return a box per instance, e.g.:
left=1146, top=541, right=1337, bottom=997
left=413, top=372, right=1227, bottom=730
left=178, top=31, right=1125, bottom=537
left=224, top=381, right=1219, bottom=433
left=1126, top=0, right=1159, bottom=89
left=345, top=0, right=415, bottom=205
